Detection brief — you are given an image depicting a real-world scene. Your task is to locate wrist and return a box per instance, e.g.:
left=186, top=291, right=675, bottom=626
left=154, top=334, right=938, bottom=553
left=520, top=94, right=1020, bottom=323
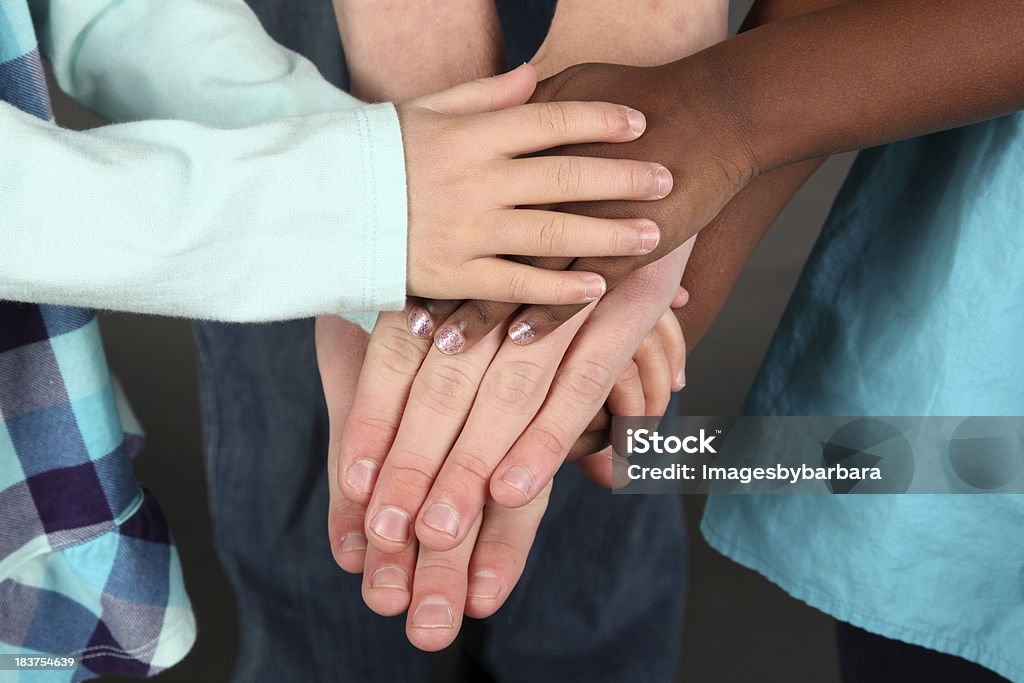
left=657, top=57, right=763, bottom=200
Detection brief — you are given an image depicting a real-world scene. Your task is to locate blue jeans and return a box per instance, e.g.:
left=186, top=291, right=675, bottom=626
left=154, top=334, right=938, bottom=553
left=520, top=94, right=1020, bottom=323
left=193, top=3, right=687, bottom=681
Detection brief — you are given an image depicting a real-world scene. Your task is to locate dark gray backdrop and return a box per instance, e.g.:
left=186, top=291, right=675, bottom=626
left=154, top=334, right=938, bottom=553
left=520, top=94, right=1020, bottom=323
left=48, top=1, right=855, bottom=680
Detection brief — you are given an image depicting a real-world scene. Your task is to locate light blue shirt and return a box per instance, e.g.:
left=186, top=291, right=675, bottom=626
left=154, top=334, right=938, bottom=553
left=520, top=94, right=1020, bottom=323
left=703, top=114, right=1024, bottom=681
left=3, top=0, right=408, bottom=324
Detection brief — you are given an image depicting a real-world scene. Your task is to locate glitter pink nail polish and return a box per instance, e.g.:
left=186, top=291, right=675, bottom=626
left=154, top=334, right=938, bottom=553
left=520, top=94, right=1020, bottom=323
left=408, top=306, right=434, bottom=338
left=435, top=326, right=465, bottom=355
left=508, top=322, right=536, bottom=345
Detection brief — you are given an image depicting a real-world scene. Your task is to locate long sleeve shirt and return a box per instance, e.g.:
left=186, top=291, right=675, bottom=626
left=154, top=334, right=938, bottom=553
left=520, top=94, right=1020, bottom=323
left=3, top=0, right=409, bottom=323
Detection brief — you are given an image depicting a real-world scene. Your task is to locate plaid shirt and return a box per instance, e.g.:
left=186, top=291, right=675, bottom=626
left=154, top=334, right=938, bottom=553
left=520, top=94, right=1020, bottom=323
left=0, top=0, right=195, bottom=679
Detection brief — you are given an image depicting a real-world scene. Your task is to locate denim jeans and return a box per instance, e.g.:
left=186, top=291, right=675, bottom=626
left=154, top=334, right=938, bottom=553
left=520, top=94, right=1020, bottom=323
left=192, top=3, right=687, bottom=681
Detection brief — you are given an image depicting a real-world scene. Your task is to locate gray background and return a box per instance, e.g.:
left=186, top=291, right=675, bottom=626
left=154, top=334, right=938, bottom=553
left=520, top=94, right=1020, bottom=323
left=47, top=1, right=855, bottom=680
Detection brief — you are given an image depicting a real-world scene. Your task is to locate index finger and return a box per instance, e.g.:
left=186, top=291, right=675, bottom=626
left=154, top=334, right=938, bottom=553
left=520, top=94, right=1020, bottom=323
left=489, top=249, right=687, bottom=507
left=336, top=306, right=433, bottom=505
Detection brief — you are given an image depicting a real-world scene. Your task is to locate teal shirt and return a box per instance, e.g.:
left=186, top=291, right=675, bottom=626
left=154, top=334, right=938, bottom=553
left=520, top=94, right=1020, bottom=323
left=703, top=114, right=1024, bottom=680
left=3, top=0, right=408, bottom=325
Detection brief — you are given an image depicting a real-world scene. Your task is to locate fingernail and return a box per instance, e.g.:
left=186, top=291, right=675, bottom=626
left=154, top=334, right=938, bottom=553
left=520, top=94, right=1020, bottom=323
left=435, top=326, right=465, bottom=355
left=408, top=306, right=434, bottom=338
left=674, top=368, right=686, bottom=391
left=340, top=532, right=367, bottom=554
left=369, top=506, right=410, bottom=543
left=655, top=167, right=673, bottom=199
left=501, top=466, right=533, bottom=497
left=468, top=571, right=501, bottom=599
left=584, top=277, right=606, bottom=301
left=626, top=108, right=646, bottom=136
left=371, top=566, right=409, bottom=590
left=508, top=321, right=536, bottom=346
left=639, top=222, right=660, bottom=253
left=422, top=503, right=460, bottom=537
left=411, top=596, right=454, bottom=629
left=345, top=459, right=379, bottom=495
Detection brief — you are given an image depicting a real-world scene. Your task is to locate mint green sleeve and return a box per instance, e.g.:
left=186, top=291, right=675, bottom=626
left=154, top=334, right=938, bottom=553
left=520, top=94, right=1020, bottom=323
left=2, top=0, right=408, bottom=323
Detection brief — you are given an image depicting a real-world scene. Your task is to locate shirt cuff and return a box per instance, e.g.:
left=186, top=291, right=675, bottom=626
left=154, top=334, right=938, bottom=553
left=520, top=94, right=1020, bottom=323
left=341, top=102, right=408, bottom=331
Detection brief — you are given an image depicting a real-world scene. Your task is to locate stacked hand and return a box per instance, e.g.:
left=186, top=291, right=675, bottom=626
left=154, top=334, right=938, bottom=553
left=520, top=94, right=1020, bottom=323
left=318, top=12, right=731, bottom=654
left=319, top=242, right=690, bottom=650
left=398, top=64, right=675, bottom=305
left=407, top=61, right=754, bottom=352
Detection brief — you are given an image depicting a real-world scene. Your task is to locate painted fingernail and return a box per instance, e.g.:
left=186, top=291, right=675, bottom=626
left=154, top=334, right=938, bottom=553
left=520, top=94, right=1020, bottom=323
left=626, top=108, right=646, bottom=137
left=422, top=503, right=460, bottom=537
left=639, top=222, right=660, bottom=253
left=584, top=277, right=606, bottom=301
left=340, top=532, right=367, bottom=554
left=345, top=459, right=379, bottom=495
left=675, top=368, right=686, bottom=391
left=411, top=596, right=454, bottom=629
left=508, top=321, right=536, bottom=346
left=371, top=566, right=409, bottom=590
left=408, top=306, right=434, bottom=338
left=655, top=167, right=673, bottom=198
left=369, top=506, right=410, bottom=543
left=435, top=326, right=465, bottom=355
left=501, top=466, right=533, bottom=497
left=468, top=571, right=501, bottom=599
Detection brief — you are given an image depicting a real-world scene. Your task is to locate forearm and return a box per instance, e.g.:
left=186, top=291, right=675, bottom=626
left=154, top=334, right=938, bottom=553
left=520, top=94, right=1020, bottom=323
left=333, top=0, right=503, bottom=101
left=700, top=0, right=1024, bottom=172
left=675, top=0, right=843, bottom=344
left=532, top=0, right=727, bottom=78
left=680, top=0, right=1024, bottom=346
left=32, top=0, right=357, bottom=125
left=675, top=158, right=823, bottom=349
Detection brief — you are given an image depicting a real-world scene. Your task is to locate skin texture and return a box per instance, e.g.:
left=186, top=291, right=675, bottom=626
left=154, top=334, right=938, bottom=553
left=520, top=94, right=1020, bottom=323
left=355, top=0, right=1024, bottom=549
left=325, top=0, right=536, bottom=651
left=396, top=65, right=675, bottom=305
left=323, top=0, right=726, bottom=652
left=434, top=0, right=1024, bottom=349
left=334, top=0, right=504, bottom=103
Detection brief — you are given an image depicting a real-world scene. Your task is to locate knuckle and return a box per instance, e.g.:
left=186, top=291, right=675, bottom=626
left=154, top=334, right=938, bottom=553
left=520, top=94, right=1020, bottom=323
left=551, top=156, right=584, bottom=196
left=505, top=269, right=529, bottom=301
left=637, top=330, right=661, bottom=357
left=602, top=105, right=627, bottom=136
left=483, top=360, right=547, bottom=414
left=462, top=300, right=495, bottom=326
left=538, top=101, right=573, bottom=137
left=618, top=362, right=642, bottom=386
left=534, top=304, right=564, bottom=326
left=415, top=363, right=478, bottom=412
left=448, top=449, right=494, bottom=485
left=563, top=360, right=615, bottom=405
left=630, top=164, right=657, bottom=196
left=386, top=459, right=437, bottom=491
left=415, top=559, right=464, bottom=577
left=375, top=333, right=427, bottom=377
left=475, top=535, right=526, bottom=561
left=349, top=411, right=398, bottom=440
left=530, top=424, right=570, bottom=460
left=538, top=213, right=570, bottom=255
left=608, top=221, right=630, bottom=255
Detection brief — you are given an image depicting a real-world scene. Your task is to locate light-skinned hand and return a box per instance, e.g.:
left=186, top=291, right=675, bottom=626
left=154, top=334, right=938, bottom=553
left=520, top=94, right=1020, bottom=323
left=399, top=63, right=673, bottom=304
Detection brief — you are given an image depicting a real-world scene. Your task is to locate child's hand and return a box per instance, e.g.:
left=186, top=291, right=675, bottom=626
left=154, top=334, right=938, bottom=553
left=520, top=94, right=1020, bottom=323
left=402, top=61, right=753, bottom=353
left=398, top=64, right=672, bottom=305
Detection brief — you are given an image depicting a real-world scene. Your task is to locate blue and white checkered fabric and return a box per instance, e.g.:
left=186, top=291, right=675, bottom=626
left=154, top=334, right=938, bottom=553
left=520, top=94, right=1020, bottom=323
left=0, top=1, right=196, bottom=679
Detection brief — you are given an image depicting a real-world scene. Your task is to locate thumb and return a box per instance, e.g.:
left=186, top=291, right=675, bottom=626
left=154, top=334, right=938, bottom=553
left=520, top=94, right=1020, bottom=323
left=416, top=63, right=537, bottom=115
